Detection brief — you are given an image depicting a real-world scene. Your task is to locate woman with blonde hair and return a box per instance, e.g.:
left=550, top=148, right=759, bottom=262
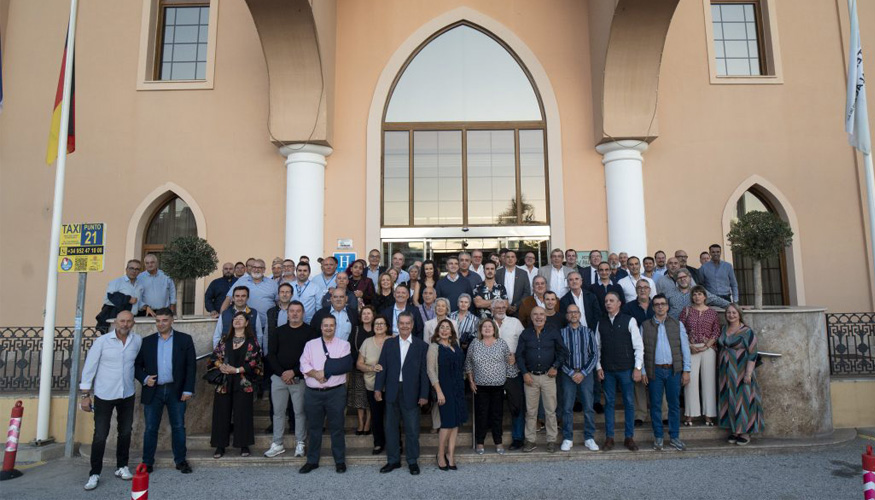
left=464, top=319, right=511, bottom=455
left=717, top=303, right=764, bottom=445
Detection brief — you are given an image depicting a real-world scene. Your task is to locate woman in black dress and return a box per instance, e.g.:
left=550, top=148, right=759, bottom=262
left=348, top=305, right=375, bottom=434
left=209, top=311, right=264, bottom=458
left=427, top=319, right=468, bottom=470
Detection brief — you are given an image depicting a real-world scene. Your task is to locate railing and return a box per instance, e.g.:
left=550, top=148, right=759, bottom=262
left=826, top=312, right=875, bottom=377
left=0, top=326, right=102, bottom=392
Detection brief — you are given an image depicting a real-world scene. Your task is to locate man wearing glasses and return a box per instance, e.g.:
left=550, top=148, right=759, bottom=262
left=640, top=294, right=691, bottom=451
left=97, top=260, right=146, bottom=331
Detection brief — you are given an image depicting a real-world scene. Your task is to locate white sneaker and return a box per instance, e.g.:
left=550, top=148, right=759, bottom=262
left=294, top=442, right=305, bottom=457
left=560, top=439, right=573, bottom=452
left=84, top=474, right=100, bottom=490
left=264, top=442, right=286, bottom=458
left=584, top=438, right=600, bottom=451
left=114, top=466, right=133, bottom=480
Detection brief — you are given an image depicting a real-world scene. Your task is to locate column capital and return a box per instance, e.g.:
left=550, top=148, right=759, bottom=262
left=279, top=143, right=333, bottom=164
left=595, top=140, right=649, bottom=161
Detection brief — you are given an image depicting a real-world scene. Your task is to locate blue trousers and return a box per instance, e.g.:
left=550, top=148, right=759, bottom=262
left=142, top=384, right=187, bottom=466
left=603, top=369, right=635, bottom=439
left=385, top=383, right=422, bottom=465
left=560, top=373, right=595, bottom=441
left=648, top=367, right=681, bottom=439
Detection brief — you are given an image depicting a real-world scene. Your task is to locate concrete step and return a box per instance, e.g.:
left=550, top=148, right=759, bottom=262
left=77, top=428, right=857, bottom=468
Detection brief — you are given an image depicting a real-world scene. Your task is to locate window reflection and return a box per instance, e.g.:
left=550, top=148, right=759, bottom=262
left=467, top=131, right=515, bottom=225
left=383, top=131, right=410, bottom=226
left=413, top=131, right=463, bottom=225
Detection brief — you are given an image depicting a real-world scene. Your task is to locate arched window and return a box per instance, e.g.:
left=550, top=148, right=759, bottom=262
left=143, top=195, right=197, bottom=315
left=734, top=189, right=789, bottom=306
left=382, top=23, right=548, bottom=228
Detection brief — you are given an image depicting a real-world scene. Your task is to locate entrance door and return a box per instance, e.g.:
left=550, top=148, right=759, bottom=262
left=382, top=237, right=550, bottom=270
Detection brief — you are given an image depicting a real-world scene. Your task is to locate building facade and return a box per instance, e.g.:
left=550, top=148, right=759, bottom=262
left=1, top=0, right=873, bottom=324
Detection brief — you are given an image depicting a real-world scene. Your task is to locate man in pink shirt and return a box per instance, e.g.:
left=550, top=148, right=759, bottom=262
left=298, top=316, right=352, bottom=474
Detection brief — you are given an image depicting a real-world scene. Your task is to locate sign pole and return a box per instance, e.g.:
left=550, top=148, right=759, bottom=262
left=64, top=272, right=87, bottom=458
left=36, top=0, right=79, bottom=444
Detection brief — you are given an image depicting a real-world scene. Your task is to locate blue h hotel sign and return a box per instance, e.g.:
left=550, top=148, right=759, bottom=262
left=334, top=252, right=356, bottom=272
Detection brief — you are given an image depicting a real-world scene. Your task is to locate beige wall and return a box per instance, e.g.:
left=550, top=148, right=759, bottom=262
left=0, top=395, right=94, bottom=444
left=2, top=0, right=875, bottom=326
left=830, top=379, right=875, bottom=428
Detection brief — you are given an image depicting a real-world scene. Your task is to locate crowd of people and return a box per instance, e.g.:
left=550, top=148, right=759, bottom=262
left=77, top=245, right=763, bottom=489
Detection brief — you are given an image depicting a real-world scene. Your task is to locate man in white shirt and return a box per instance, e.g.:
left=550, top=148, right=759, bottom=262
left=538, top=248, right=572, bottom=299
left=469, top=249, right=486, bottom=280
left=79, top=311, right=143, bottom=491
left=522, top=251, right=539, bottom=288
left=617, top=256, right=657, bottom=303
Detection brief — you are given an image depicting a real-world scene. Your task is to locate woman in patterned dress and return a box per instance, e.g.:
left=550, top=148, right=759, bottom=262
left=464, top=319, right=511, bottom=455
left=348, top=305, right=375, bottom=435
left=680, top=285, right=721, bottom=426
left=451, top=293, right=479, bottom=351
left=717, top=303, right=764, bottom=445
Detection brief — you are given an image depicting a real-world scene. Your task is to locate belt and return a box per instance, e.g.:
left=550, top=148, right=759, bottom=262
left=308, top=384, right=343, bottom=392
left=530, top=371, right=546, bottom=376
left=654, top=364, right=673, bottom=369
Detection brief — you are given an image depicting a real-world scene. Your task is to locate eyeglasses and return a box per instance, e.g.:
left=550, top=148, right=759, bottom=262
left=127, top=266, right=141, bottom=271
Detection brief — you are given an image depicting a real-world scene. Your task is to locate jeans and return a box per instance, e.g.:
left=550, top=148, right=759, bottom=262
left=648, top=367, right=681, bottom=439
left=142, top=384, right=187, bottom=466
left=90, top=395, right=135, bottom=476
left=560, top=373, right=595, bottom=441
left=304, top=385, right=347, bottom=465
left=270, top=375, right=306, bottom=445
left=603, top=369, right=635, bottom=439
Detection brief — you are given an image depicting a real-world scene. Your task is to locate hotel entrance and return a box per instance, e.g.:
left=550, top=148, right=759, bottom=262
left=382, top=236, right=550, bottom=269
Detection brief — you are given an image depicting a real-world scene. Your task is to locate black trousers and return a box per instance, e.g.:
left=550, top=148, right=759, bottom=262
left=210, top=389, right=254, bottom=448
left=366, top=389, right=386, bottom=448
left=304, top=385, right=347, bottom=465
left=474, top=385, right=504, bottom=445
left=385, top=383, right=421, bottom=466
left=90, top=395, right=135, bottom=476
left=504, top=374, right=524, bottom=418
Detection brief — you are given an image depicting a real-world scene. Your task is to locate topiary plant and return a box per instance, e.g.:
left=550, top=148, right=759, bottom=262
left=727, top=210, right=793, bottom=309
left=161, top=236, right=218, bottom=317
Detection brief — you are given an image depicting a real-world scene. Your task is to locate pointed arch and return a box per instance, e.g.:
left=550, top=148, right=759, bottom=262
left=721, top=175, right=805, bottom=306
left=366, top=6, right=566, bottom=250
left=126, top=182, right=208, bottom=314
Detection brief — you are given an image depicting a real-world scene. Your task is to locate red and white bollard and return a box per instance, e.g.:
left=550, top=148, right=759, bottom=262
left=864, top=445, right=874, bottom=500
left=131, top=463, right=149, bottom=500
left=0, top=400, right=24, bottom=481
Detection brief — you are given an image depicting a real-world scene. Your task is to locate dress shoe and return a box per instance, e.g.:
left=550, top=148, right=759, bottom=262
left=602, top=437, right=615, bottom=451
left=634, top=419, right=644, bottom=427
left=508, top=440, right=524, bottom=451
left=409, top=463, right=420, bottom=475
left=372, top=446, right=384, bottom=455
left=380, top=463, right=401, bottom=473
left=593, top=402, right=605, bottom=414
left=624, top=437, right=639, bottom=451
left=336, top=463, right=347, bottom=473
left=144, top=465, right=154, bottom=474
left=299, top=463, right=319, bottom=474
left=175, top=461, right=192, bottom=474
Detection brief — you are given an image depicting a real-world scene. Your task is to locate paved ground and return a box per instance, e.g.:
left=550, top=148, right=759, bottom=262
left=3, top=437, right=871, bottom=500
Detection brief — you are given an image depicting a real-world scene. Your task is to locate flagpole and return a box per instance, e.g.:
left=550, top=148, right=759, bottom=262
left=36, top=0, right=79, bottom=444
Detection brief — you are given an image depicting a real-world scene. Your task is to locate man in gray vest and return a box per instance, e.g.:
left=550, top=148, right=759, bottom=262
left=641, top=293, right=691, bottom=451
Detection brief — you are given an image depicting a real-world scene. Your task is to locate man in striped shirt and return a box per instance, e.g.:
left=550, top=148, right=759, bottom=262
left=558, top=304, right=600, bottom=452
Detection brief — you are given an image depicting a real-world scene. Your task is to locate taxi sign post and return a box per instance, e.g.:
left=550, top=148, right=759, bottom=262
left=55, top=223, right=104, bottom=457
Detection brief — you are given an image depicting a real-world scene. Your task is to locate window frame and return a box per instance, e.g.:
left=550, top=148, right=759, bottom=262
left=380, top=22, right=550, bottom=229
left=137, top=0, right=219, bottom=91
left=703, top=0, right=783, bottom=84
left=142, top=195, right=198, bottom=315
left=733, top=189, right=790, bottom=306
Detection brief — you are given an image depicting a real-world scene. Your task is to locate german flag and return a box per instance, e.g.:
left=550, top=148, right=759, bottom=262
left=45, top=29, right=75, bottom=165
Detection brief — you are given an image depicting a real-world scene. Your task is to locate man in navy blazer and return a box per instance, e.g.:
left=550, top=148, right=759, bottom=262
left=134, top=308, right=196, bottom=474
left=380, top=284, right=423, bottom=339
left=374, top=312, right=429, bottom=475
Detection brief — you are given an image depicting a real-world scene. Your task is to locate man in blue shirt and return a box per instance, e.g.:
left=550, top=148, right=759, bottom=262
left=699, top=244, right=739, bottom=302
left=205, top=262, right=237, bottom=318
left=311, top=256, right=340, bottom=302
left=641, top=294, right=691, bottom=451
left=138, top=254, right=177, bottom=317
left=291, top=262, right=320, bottom=324
left=391, top=252, right=410, bottom=284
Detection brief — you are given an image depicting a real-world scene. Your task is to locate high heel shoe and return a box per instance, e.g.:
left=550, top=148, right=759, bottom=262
left=436, top=453, right=449, bottom=471
left=446, top=454, right=457, bottom=471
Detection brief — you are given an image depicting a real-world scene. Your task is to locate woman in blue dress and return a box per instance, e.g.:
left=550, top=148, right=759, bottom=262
left=427, top=319, right=468, bottom=470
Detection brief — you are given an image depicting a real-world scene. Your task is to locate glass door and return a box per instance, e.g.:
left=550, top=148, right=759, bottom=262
left=382, top=237, right=550, bottom=270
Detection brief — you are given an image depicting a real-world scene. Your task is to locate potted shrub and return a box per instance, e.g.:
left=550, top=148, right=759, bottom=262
left=726, top=210, right=794, bottom=309
left=161, top=236, right=218, bottom=317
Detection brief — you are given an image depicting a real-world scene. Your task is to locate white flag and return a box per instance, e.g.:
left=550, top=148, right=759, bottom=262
left=846, top=0, right=871, bottom=154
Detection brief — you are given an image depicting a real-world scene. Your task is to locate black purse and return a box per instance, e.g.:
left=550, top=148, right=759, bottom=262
left=203, top=367, right=226, bottom=386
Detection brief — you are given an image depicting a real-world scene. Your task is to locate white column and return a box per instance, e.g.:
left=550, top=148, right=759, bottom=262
left=595, top=140, right=649, bottom=258
left=279, top=144, right=333, bottom=261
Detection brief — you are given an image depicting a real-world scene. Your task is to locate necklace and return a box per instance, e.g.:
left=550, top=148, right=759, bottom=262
left=232, top=336, right=245, bottom=346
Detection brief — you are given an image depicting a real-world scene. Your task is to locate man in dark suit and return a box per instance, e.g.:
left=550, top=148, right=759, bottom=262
left=380, top=284, right=423, bottom=339
left=134, top=308, right=196, bottom=474
left=582, top=250, right=603, bottom=288
left=558, top=271, right=601, bottom=330
left=564, top=248, right=587, bottom=276
left=495, top=250, right=532, bottom=316
left=311, top=288, right=360, bottom=342
left=374, top=311, right=430, bottom=475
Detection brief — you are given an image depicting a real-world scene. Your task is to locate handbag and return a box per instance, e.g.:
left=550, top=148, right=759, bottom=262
left=203, top=367, right=226, bottom=386
left=322, top=338, right=353, bottom=378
